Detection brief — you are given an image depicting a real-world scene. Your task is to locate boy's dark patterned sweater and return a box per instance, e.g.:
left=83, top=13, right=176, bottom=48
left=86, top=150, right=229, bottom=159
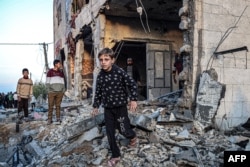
left=93, top=64, right=137, bottom=108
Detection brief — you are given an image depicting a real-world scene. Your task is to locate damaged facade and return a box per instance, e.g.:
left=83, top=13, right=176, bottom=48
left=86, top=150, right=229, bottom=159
left=53, top=0, right=250, bottom=133
left=2, top=1, right=250, bottom=166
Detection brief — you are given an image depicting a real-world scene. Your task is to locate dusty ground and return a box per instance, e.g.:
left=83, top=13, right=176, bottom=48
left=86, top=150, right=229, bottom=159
left=0, top=120, right=48, bottom=147
left=0, top=123, right=18, bottom=145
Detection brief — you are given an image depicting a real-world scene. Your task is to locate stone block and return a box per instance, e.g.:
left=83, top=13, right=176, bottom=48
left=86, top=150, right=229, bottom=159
left=224, top=102, right=242, bottom=118
left=129, top=114, right=156, bottom=131
left=64, top=113, right=104, bottom=140
left=215, top=102, right=226, bottom=118
left=232, top=85, right=250, bottom=102
left=77, top=127, right=103, bottom=144
left=222, top=85, right=232, bottom=102
left=223, top=69, right=249, bottom=84
left=195, top=72, right=223, bottom=127
left=26, top=140, right=46, bottom=159
left=242, top=102, right=250, bottom=118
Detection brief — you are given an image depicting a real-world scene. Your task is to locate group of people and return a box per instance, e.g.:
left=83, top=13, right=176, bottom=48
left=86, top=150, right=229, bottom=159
left=0, top=91, right=36, bottom=110
left=13, top=49, right=138, bottom=166
left=0, top=92, right=17, bottom=109
left=16, top=60, right=65, bottom=124
left=19, top=50, right=136, bottom=166
left=14, top=47, right=184, bottom=166
left=15, top=47, right=182, bottom=166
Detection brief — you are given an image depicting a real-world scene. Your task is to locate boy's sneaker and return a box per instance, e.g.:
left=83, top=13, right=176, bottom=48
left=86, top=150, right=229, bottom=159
left=18, top=115, right=24, bottom=120
left=47, top=120, right=53, bottom=125
left=17, top=119, right=23, bottom=124
left=54, top=119, right=62, bottom=125
left=23, top=117, right=29, bottom=122
left=16, top=115, right=23, bottom=124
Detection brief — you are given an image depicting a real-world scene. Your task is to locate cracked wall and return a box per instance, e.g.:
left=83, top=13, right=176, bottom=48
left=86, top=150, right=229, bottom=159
left=53, top=0, right=250, bottom=130
left=53, top=0, right=184, bottom=101
left=193, top=0, right=250, bottom=130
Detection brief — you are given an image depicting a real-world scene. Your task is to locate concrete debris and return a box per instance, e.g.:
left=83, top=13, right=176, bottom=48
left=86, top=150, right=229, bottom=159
left=64, top=113, right=104, bottom=140
left=195, top=69, right=224, bottom=130
left=176, top=148, right=199, bottom=166
left=0, top=96, right=249, bottom=167
left=129, top=114, right=157, bottom=131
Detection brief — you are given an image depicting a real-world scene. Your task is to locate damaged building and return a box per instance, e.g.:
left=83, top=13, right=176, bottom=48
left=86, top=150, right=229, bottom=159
left=54, top=0, right=183, bottom=101
left=53, top=0, right=250, bottom=131
left=2, top=0, right=250, bottom=167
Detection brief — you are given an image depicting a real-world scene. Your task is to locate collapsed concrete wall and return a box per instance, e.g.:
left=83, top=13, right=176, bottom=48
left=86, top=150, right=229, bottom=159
left=53, top=0, right=183, bottom=101
left=194, top=69, right=224, bottom=129
left=53, top=0, right=250, bottom=130
left=193, top=0, right=250, bottom=130
left=53, top=0, right=107, bottom=99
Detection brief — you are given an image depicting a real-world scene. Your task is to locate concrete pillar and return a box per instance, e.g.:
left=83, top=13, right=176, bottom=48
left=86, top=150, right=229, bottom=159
left=63, top=45, right=72, bottom=91
left=92, top=14, right=106, bottom=104
left=176, top=0, right=193, bottom=110
left=74, top=39, right=84, bottom=100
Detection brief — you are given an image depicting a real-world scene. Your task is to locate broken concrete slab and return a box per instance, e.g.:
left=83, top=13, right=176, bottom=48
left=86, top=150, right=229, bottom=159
left=64, top=113, right=104, bottom=141
left=1, top=92, right=248, bottom=167
left=176, top=148, right=199, bottom=166
left=175, top=129, right=190, bottom=140
left=195, top=70, right=224, bottom=128
left=26, top=140, right=46, bottom=159
left=76, top=127, right=103, bottom=144
left=129, top=114, right=156, bottom=131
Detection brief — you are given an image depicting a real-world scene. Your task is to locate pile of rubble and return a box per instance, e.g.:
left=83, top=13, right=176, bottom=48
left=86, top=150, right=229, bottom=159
left=0, top=95, right=250, bottom=167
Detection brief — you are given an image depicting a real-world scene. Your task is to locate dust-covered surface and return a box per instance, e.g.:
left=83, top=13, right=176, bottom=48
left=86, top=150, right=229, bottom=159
left=0, top=98, right=250, bottom=167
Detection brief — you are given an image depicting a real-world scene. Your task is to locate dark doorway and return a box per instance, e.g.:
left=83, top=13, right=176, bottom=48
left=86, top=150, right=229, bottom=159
left=113, top=41, right=147, bottom=100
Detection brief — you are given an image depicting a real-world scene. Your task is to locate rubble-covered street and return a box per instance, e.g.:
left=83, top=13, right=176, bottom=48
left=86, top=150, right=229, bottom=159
left=2, top=0, right=250, bottom=166
left=1, top=92, right=250, bottom=167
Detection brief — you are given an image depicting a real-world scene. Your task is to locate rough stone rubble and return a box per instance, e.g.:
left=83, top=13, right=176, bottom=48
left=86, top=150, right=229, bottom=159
left=1, top=71, right=250, bottom=167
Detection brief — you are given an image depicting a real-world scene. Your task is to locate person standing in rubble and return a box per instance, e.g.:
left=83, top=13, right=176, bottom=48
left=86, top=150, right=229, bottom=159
left=91, top=48, right=138, bottom=166
left=124, top=57, right=141, bottom=85
left=13, top=92, right=18, bottom=108
left=173, top=53, right=184, bottom=89
left=30, top=95, right=36, bottom=111
left=46, top=59, right=65, bottom=125
left=16, top=68, right=33, bottom=122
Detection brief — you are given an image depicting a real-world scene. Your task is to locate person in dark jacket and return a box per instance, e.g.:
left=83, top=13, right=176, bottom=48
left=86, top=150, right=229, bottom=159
left=124, top=57, right=141, bottom=85
left=173, top=53, right=184, bottom=89
left=91, top=48, right=138, bottom=167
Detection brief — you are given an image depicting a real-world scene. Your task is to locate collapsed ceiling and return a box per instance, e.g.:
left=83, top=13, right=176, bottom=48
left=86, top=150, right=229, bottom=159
left=104, top=0, right=183, bottom=21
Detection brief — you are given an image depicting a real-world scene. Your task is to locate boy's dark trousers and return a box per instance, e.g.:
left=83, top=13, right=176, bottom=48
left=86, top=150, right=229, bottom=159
left=18, top=98, right=29, bottom=117
left=104, top=105, right=136, bottom=158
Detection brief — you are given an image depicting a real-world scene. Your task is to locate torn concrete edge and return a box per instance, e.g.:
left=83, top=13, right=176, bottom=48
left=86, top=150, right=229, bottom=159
left=156, top=89, right=183, bottom=100
left=194, top=69, right=225, bottom=131
left=64, top=113, right=104, bottom=141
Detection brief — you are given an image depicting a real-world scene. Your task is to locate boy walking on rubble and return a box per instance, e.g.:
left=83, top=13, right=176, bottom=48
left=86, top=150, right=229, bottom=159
left=91, top=48, right=138, bottom=166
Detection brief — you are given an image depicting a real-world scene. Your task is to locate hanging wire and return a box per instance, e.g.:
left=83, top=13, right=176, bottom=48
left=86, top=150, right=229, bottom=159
left=215, top=6, right=248, bottom=130
left=114, top=41, right=122, bottom=55
left=219, top=54, right=229, bottom=130
left=206, top=6, right=248, bottom=70
left=0, top=42, right=53, bottom=45
left=135, top=0, right=148, bottom=33
left=40, top=65, right=46, bottom=83
left=138, top=0, right=151, bottom=32
left=115, top=41, right=125, bottom=62
left=232, top=53, right=236, bottom=67
left=246, top=50, right=248, bottom=69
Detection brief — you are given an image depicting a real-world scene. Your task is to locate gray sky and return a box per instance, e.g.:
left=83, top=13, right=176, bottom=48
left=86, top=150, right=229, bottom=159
left=0, top=0, right=54, bottom=93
